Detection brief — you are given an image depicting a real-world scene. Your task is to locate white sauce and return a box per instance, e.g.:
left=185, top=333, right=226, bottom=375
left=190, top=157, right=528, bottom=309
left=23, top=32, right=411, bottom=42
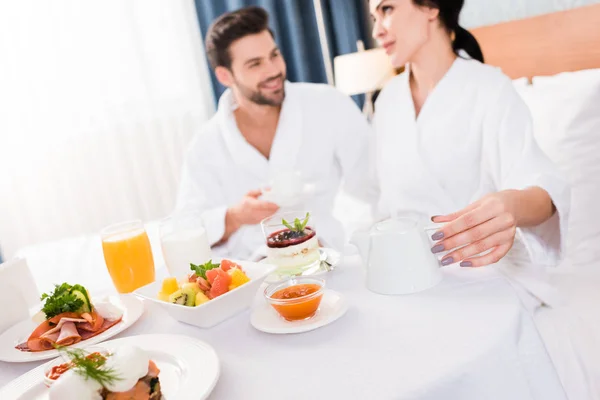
left=49, top=369, right=102, bottom=400
left=48, top=345, right=150, bottom=399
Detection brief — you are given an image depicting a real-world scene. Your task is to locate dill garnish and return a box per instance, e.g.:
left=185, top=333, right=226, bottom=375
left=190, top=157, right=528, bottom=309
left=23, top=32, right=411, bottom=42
left=56, top=346, right=122, bottom=387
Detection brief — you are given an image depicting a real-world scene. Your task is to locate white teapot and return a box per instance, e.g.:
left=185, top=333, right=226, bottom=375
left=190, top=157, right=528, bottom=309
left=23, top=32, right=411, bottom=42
left=350, top=217, right=443, bottom=295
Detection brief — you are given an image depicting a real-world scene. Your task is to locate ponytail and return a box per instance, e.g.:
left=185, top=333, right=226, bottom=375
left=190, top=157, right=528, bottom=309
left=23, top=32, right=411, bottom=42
left=452, top=25, right=484, bottom=63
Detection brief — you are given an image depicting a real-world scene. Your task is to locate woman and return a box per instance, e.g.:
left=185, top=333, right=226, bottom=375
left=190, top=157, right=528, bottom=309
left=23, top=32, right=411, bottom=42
left=370, top=0, right=568, bottom=270
left=369, top=1, right=599, bottom=398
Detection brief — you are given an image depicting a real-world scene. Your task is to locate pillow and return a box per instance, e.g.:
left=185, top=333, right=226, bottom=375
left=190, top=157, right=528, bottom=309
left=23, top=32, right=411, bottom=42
left=515, top=69, right=600, bottom=268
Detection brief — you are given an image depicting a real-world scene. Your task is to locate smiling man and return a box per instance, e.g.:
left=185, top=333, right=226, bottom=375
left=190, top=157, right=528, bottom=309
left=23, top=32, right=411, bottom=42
left=176, top=6, right=377, bottom=260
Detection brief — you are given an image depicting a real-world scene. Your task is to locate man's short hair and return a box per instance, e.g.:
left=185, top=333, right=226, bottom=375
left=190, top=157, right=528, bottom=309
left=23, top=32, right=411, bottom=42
left=205, top=6, right=274, bottom=70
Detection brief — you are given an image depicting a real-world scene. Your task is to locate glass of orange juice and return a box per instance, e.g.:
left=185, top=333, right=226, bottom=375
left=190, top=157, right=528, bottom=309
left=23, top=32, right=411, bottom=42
left=101, top=220, right=155, bottom=293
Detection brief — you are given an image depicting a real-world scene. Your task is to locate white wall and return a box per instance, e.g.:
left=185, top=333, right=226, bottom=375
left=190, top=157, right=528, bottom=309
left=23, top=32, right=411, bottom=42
left=0, top=0, right=215, bottom=259
left=461, top=0, right=600, bottom=28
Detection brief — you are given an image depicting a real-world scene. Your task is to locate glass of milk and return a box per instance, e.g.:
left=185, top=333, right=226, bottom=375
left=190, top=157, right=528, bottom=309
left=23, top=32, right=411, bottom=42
left=159, top=211, right=212, bottom=278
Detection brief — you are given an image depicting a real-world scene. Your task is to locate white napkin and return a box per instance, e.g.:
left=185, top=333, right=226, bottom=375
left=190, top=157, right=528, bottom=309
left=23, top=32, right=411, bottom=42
left=0, top=258, right=40, bottom=333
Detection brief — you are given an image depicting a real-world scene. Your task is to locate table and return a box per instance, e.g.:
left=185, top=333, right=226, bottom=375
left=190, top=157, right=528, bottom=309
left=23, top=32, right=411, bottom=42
left=0, top=233, right=568, bottom=400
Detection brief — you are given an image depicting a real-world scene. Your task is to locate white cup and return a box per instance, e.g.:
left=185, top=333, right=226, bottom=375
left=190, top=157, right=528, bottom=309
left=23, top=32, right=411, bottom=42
left=160, top=212, right=212, bottom=278
left=270, top=170, right=303, bottom=197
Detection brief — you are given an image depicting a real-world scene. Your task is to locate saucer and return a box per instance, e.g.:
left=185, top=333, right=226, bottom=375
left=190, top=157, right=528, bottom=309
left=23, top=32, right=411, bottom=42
left=259, top=184, right=315, bottom=208
left=250, top=289, right=348, bottom=334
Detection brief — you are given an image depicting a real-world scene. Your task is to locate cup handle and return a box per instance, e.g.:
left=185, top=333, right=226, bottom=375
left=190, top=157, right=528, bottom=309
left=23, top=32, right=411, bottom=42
left=422, top=223, right=450, bottom=260
left=423, top=223, right=444, bottom=245
left=423, top=223, right=444, bottom=233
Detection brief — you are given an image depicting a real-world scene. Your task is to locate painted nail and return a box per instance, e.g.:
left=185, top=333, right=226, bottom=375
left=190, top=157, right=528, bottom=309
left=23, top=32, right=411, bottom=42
left=460, top=261, right=473, bottom=267
left=441, top=257, right=454, bottom=266
left=430, top=215, right=440, bottom=222
left=431, top=244, right=445, bottom=254
left=432, top=231, right=444, bottom=241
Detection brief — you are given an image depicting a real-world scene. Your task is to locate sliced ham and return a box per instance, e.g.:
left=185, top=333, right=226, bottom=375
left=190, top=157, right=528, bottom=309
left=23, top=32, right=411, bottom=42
left=17, top=309, right=123, bottom=352
left=25, top=312, right=82, bottom=352
left=55, top=321, right=82, bottom=346
left=29, top=312, right=81, bottom=340
left=40, top=318, right=87, bottom=338
left=79, top=317, right=122, bottom=341
left=77, top=311, right=104, bottom=332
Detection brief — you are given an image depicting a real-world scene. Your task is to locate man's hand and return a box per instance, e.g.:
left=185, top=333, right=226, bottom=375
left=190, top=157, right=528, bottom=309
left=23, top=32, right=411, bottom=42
left=221, top=190, right=279, bottom=242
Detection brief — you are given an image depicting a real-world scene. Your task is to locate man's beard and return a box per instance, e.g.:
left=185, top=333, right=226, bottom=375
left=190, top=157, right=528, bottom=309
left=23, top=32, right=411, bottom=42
left=234, top=73, right=286, bottom=107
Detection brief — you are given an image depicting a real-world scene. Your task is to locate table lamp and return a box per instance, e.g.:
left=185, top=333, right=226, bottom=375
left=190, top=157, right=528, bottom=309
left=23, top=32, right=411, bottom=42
left=333, top=40, right=396, bottom=120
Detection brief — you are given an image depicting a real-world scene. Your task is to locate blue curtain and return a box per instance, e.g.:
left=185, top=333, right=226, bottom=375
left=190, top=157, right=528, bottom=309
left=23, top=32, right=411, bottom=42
left=321, top=0, right=374, bottom=61
left=193, top=0, right=372, bottom=103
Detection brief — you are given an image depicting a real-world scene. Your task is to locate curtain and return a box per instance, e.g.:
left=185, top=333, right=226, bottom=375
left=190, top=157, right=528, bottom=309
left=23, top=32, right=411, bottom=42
left=0, top=0, right=215, bottom=258
left=193, top=0, right=373, bottom=102
left=321, top=0, right=374, bottom=60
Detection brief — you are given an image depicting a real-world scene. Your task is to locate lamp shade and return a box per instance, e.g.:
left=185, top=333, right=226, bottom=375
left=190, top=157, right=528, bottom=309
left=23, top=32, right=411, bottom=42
left=334, top=48, right=396, bottom=96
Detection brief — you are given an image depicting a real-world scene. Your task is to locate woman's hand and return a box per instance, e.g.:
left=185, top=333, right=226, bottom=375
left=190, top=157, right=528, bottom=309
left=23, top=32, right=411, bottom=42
left=430, top=190, right=520, bottom=267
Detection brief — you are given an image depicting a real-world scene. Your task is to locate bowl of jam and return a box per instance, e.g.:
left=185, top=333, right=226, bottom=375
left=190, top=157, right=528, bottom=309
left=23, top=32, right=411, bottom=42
left=264, top=277, right=325, bottom=321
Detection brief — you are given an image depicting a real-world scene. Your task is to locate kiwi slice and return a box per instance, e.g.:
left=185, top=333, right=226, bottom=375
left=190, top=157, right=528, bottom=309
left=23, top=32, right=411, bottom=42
left=169, top=290, right=187, bottom=305
left=181, top=287, right=196, bottom=307
left=169, top=288, right=196, bottom=307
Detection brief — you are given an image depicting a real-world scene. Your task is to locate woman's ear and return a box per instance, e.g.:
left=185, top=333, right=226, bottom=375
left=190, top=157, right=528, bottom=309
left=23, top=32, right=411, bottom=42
left=424, top=6, right=439, bottom=21
left=215, top=66, right=233, bottom=88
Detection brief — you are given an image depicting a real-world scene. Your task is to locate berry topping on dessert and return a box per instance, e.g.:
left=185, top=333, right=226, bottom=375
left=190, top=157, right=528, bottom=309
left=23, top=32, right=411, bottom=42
left=267, top=213, right=316, bottom=248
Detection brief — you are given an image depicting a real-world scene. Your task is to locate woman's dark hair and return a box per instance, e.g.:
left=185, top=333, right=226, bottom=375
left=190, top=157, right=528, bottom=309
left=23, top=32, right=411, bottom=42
left=414, top=0, right=484, bottom=63
left=205, top=6, right=274, bottom=70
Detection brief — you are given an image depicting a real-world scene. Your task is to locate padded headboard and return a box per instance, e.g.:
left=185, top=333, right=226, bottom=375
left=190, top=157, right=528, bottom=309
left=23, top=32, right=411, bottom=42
left=471, top=4, right=600, bottom=79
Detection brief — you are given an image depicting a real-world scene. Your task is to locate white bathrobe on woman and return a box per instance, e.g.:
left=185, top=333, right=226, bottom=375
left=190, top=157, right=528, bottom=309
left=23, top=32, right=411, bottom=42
left=373, top=55, right=597, bottom=398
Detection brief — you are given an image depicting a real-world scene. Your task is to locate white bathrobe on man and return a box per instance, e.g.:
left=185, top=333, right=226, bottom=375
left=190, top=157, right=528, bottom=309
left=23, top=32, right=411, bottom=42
left=176, top=81, right=376, bottom=260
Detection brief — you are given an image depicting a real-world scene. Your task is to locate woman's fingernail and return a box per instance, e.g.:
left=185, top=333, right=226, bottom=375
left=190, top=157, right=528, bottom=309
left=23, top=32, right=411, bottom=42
left=432, top=231, right=444, bottom=241
left=441, top=257, right=454, bottom=266
left=431, top=244, right=444, bottom=254
left=431, top=215, right=440, bottom=222
left=460, top=261, right=473, bottom=267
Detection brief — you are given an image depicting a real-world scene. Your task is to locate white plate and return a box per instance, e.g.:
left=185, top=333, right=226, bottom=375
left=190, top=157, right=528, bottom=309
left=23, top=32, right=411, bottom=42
left=0, top=334, right=219, bottom=400
left=262, top=247, right=342, bottom=283
left=250, top=289, right=348, bottom=334
left=0, top=295, right=144, bottom=363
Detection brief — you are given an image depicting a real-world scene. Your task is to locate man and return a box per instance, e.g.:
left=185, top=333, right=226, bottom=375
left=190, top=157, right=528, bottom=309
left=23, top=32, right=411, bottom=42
left=176, top=6, right=376, bottom=260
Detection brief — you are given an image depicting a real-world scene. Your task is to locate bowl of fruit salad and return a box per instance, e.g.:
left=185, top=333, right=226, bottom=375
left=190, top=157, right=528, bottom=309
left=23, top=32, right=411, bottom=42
left=134, top=259, right=277, bottom=328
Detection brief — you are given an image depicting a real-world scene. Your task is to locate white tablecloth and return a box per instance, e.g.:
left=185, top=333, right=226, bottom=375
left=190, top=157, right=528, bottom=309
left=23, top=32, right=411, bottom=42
left=0, top=232, right=568, bottom=400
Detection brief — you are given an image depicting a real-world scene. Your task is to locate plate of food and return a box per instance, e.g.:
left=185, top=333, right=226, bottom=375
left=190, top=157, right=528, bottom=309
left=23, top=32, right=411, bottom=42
left=0, top=282, right=144, bottom=363
left=0, top=333, right=220, bottom=400
left=135, top=258, right=276, bottom=328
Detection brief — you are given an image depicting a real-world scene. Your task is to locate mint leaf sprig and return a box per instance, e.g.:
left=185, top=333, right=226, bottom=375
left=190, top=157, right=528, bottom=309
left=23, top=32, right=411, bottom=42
left=282, top=212, right=310, bottom=232
left=190, top=260, right=221, bottom=279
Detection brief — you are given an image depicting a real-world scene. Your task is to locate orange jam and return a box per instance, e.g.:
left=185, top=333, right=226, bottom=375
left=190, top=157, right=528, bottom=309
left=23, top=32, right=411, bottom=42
left=46, top=352, right=106, bottom=381
left=270, top=283, right=323, bottom=321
